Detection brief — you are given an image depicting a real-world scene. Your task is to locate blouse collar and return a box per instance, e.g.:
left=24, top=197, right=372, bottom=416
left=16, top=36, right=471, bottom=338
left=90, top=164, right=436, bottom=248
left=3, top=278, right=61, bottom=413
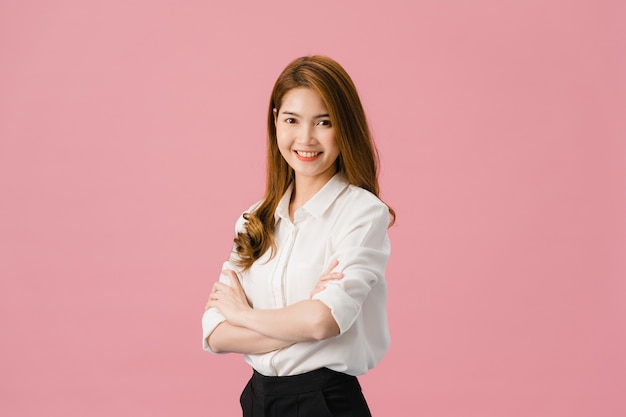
left=275, top=173, right=350, bottom=222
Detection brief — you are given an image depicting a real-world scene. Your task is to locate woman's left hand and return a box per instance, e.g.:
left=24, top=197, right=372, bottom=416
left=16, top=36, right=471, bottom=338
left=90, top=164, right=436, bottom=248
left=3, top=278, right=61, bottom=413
left=205, top=270, right=251, bottom=326
left=310, top=260, right=343, bottom=298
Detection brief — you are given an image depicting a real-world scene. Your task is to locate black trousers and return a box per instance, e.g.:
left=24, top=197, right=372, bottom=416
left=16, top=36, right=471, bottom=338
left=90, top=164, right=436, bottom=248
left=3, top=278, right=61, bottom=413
left=240, top=368, right=373, bottom=417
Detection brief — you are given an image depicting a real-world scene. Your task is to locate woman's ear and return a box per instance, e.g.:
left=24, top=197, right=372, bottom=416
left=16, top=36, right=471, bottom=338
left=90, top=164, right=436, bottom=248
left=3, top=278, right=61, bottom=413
left=273, top=108, right=278, bottom=124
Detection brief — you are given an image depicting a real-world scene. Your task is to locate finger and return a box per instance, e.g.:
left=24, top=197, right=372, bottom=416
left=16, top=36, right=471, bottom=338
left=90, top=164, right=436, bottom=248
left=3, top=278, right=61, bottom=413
left=319, top=272, right=343, bottom=282
left=214, top=282, right=230, bottom=292
left=212, top=282, right=226, bottom=293
left=321, top=259, right=339, bottom=276
left=222, top=270, right=243, bottom=290
left=310, top=282, right=326, bottom=297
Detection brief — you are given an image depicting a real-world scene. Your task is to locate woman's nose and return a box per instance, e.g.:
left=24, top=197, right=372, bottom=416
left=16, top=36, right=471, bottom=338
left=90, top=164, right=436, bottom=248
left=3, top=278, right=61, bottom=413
left=296, top=125, right=315, bottom=144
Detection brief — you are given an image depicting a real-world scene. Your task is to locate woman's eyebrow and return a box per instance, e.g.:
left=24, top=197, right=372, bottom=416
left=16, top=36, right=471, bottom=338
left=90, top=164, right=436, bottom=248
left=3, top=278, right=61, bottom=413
left=280, top=111, right=330, bottom=118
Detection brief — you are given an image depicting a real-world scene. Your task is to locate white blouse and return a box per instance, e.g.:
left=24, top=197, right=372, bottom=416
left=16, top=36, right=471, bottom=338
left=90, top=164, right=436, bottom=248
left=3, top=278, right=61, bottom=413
left=202, top=173, right=391, bottom=376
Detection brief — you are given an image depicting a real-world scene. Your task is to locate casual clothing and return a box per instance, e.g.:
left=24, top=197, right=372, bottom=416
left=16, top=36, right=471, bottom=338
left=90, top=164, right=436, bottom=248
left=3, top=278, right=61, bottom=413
left=202, top=173, right=391, bottom=415
left=202, top=173, right=391, bottom=376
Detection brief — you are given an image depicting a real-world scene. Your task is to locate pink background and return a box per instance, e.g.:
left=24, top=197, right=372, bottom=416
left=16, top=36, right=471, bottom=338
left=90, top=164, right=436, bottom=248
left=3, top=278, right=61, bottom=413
left=1, top=1, right=625, bottom=416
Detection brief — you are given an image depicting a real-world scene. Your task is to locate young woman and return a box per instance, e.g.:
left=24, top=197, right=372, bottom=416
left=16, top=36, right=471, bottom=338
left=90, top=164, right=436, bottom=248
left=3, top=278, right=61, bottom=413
left=203, top=55, right=395, bottom=417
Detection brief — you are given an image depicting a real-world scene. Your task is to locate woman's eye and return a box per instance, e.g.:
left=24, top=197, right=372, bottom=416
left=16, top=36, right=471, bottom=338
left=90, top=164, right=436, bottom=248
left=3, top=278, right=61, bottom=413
left=285, top=118, right=296, bottom=124
left=317, top=120, right=332, bottom=127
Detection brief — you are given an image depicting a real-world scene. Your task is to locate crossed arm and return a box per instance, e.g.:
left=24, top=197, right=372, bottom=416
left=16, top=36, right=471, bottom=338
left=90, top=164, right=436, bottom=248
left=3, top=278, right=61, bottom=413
left=204, top=262, right=343, bottom=354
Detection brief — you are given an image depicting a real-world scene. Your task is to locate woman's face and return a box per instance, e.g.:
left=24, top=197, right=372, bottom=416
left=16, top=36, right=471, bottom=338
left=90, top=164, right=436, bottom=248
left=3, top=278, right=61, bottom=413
left=274, top=88, right=340, bottom=187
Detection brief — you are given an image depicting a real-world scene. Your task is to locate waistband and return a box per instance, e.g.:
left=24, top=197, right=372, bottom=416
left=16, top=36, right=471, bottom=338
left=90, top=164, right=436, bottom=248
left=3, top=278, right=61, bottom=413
left=250, top=368, right=358, bottom=396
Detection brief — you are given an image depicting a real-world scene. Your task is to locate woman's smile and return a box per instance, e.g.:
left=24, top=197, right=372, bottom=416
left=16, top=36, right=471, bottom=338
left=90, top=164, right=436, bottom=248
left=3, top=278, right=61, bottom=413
left=295, top=150, right=322, bottom=160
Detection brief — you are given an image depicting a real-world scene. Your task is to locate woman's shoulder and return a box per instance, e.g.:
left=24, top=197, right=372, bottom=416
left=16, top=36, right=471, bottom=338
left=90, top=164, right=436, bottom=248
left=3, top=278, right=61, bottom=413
left=342, top=184, right=389, bottom=212
left=332, top=184, right=390, bottom=227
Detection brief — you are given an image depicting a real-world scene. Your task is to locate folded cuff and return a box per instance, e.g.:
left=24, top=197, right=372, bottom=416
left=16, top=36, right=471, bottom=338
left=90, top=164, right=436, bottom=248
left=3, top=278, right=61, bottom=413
left=201, top=308, right=227, bottom=353
left=312, top=283, right=361, bottom=334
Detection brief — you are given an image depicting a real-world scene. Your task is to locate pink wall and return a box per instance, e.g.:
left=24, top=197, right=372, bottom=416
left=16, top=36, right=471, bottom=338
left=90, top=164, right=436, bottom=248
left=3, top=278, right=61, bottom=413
left=1, top=1, right=624, bottom=416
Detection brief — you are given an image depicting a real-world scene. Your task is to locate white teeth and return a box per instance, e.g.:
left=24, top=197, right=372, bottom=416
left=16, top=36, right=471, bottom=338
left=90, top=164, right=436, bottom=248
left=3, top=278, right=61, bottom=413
left=296, top=151, right=320, bottom=158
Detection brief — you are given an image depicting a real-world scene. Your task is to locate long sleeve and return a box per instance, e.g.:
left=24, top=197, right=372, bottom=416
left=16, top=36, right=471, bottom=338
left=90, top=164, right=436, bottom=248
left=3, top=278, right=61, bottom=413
left=202, top=210, right=253, bottom=352
left=202, top=261, right=237, bottom=352
left=311, top=202, right=390, bottom=334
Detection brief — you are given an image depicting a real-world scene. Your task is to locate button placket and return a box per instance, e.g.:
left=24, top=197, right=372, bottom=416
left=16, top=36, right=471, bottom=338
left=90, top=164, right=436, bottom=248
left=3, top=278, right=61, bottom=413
left=271, top=221, right=297, bottom=308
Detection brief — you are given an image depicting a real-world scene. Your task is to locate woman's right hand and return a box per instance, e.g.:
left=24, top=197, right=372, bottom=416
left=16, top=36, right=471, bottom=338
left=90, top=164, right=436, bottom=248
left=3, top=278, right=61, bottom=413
left=310, top=260, right=343, bottom=298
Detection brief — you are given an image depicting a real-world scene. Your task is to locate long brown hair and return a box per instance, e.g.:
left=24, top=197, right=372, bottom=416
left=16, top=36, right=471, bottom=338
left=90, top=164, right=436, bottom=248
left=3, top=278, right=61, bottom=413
left=233, top=55, right=395, bottom=270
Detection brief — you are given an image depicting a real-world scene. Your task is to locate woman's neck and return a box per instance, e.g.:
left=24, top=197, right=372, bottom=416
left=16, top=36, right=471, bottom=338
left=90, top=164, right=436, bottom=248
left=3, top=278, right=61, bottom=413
left=289, top=172, right=335, bottom=220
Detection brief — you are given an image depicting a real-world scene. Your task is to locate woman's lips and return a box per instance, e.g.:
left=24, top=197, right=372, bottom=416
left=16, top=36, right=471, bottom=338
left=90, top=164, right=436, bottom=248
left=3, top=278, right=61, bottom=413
left=295, top=150, right=321, bottom=161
